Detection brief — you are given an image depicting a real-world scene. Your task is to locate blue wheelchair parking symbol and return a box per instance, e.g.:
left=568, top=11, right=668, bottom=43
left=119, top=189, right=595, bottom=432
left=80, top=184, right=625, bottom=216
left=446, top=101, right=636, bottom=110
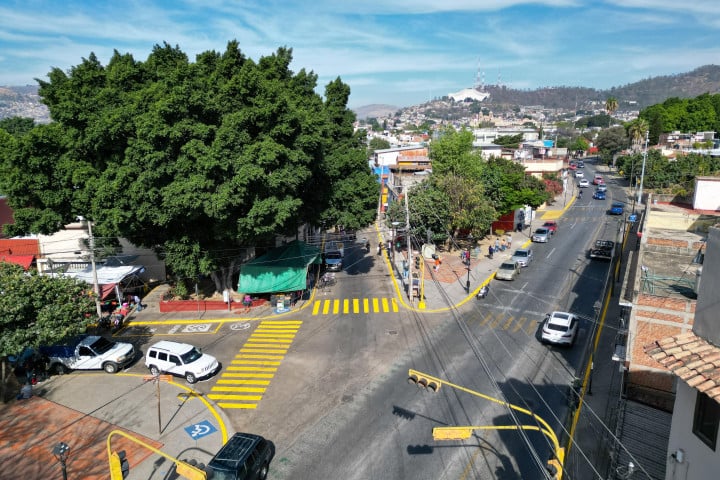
left=184, top=420, right=217, bottom=440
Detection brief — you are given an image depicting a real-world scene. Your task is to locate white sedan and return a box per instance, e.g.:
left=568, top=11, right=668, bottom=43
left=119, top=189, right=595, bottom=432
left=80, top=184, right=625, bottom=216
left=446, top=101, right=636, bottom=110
left=575, top=171, right=584, bottom=178
left=578, top=179, right=590, bottom=188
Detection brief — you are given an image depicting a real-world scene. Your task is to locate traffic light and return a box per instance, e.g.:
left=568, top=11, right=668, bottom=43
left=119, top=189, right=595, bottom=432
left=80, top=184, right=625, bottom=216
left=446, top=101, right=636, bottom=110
left=546, top=449, right=564, bottom=479
left=109, top=450, right=129, bottom=480
left=415, top=256, right=420, bottom=269
left=407, top=369, right=441, bottom=392
left=176, top=459, right=208, bottom=480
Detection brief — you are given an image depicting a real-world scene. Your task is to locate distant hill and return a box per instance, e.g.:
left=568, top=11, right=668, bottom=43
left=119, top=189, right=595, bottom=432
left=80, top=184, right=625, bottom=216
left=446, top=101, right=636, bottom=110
left=354, top=64, right=720, bottom=115
left=482, top=65, right=720, bottom=111
left=353, top=104, right=399, bottom=120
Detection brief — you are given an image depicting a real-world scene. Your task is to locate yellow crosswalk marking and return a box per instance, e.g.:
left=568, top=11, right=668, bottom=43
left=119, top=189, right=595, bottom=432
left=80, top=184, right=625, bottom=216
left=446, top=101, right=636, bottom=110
left=211, top=386, right=267, bottom=393
left=363, top=298, right=370, bottom=313
left=223, top=370, right=274, bottom=377
left=503, top=317, right=515, bottom=330
left=480, top=313, right=494, bottom=326
left=489, top=315, right=503, bottom=328
left=235, top=354, right=284, bottom=360
left=208, top=393, right=262, bottom=401
left=244, top=343, right=289, bottom=349
left=217, top=378, right=271, bottom=385
left=322, top=300, right=331, bottom=315
left=230, top=360, right=281, bottom=366
left=373, top=298, right=380, bottom=312
left=343, top=299, right=349, bottom=313
left=525, top=319, right=538, bottom=335
left=216, top=402, right=257, bottom=409
left=353, top=298, right=359, bottom=313
left=512, top=317, right=526, bottom=333
left=392, top=298, right=398, bottom=312
left=241, top=338, right=291, bottom=344
left=312, top=300, right=321, bottom=315
left=332, top=299, right=340, bottom=314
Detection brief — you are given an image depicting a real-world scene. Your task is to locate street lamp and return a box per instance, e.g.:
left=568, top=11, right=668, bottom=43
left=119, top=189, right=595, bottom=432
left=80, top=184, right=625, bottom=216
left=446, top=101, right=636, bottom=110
left=52, top=441, right=70, bottom=480
left=465, top=233, right=473, bottom=293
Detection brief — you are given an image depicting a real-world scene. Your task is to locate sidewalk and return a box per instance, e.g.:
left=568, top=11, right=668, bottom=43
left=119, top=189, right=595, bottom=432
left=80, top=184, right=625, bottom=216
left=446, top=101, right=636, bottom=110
left=0, top=372, right=233, bottom=480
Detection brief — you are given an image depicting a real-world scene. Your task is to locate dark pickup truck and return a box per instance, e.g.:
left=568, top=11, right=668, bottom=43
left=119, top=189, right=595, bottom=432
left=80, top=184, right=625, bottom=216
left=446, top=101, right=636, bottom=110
left=589, top=240, right=615, bottom=260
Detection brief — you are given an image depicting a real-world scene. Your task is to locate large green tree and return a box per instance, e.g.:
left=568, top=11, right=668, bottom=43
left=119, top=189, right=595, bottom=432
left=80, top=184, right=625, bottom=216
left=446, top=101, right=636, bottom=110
left=0, top=42, right=377, bottom=292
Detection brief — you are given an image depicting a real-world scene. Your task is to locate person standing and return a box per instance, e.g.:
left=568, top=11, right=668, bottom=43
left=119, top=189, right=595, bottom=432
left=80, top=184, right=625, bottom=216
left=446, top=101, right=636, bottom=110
left=133, top=294, right=142, bottom=311
left=488, top=244, right=494, bottom=259
left=507, top=234, right=513, bottom=250
left=434, top=256, right=441, bottom=272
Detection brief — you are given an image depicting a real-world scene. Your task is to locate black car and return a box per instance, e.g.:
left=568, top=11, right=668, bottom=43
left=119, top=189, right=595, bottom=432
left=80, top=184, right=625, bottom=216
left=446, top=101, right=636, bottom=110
left=207, top=433, right=275, bottom=480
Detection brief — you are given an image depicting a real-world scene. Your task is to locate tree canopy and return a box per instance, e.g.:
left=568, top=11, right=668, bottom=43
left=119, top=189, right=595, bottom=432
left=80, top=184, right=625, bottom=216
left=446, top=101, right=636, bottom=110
left=0, top=262, right=95, bottom=357
left=640, top=93, right=720, bottom=144
left=0, top=42, right=378, bottom=291
left=394, top=128, right=549, bottom=245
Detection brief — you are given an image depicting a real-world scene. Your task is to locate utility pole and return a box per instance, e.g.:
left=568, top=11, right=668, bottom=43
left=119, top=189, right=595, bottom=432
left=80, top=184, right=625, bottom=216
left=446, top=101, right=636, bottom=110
left=87, top=219, right=103, bottom=319
left=637, top=129, right=649, bottom=204
left=405, top=191, right=413, bottom=303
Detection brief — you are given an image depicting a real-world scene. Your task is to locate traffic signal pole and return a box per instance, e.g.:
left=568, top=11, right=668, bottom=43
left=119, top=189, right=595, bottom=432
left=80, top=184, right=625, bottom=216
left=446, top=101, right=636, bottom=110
left=408, top=369, right=564, bottom=478
left=107, top=429, right=207, bottom=480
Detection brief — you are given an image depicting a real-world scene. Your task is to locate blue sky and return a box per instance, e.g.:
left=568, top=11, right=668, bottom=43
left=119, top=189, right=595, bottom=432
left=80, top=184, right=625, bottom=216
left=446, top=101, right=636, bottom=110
left=1, top=1, right=718, bottom=109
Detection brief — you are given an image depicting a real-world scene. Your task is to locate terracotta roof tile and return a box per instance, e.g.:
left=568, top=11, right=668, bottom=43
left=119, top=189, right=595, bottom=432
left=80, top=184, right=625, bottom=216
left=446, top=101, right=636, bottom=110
left=687, top=375, right=707, bottom=388
left=644, top=332, right=720, bottom=404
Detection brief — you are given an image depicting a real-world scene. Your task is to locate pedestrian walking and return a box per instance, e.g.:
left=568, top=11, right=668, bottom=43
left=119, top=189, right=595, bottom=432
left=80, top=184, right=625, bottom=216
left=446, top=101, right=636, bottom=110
left=133, top=294, right=142, bottom=311
left=507, top=234, right=512, bottom=249
left=243, top=294, right=252, bottom=313
left=434, top=257, right=441, bottom=272
left=488, top=245, right=494, bottom=259
left=494, top=238, right=500, bottom=251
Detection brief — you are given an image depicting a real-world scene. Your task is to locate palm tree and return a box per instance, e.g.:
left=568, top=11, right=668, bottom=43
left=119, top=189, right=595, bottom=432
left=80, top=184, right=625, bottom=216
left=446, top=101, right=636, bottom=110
left=628, top=118, right=649, bottom=151
left=605, top=97, right=618, bottom=127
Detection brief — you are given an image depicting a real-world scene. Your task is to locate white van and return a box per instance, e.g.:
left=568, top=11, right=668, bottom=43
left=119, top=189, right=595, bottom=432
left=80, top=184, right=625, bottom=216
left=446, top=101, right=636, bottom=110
left=145, top=340, right=219, bottom=383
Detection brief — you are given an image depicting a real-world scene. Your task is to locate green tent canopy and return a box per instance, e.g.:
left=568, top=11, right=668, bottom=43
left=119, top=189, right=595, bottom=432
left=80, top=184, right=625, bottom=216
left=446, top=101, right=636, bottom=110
left=238, top=240, right=322, bottom=294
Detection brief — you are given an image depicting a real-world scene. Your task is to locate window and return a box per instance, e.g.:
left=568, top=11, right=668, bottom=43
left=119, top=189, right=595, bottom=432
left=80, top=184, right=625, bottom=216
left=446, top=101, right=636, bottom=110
left=693, top=391, right=720, bottom=450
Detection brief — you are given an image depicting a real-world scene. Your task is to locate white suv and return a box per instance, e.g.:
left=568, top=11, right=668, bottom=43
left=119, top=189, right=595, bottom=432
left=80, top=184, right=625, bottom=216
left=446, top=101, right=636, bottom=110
left=145, top=341, right=220, bottom=383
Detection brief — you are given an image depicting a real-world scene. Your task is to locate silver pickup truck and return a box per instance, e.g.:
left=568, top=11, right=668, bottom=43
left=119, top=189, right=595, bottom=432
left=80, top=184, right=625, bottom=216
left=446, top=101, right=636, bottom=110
left=40, top=335, right=135, bottom=374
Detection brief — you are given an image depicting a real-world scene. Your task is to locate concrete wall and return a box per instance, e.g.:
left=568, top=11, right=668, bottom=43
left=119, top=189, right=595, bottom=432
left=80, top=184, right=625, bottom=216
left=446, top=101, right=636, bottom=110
left=693, top=178, right=720, bottom=211
left=693, top=227, right=720, bottom=346
left=665, top=381, right=720, bottom=480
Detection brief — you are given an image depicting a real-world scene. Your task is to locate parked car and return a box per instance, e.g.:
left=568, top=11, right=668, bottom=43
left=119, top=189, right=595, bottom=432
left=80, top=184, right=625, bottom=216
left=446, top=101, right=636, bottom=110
left=609, top=202, right=624, bottom=215
left=511, top=248, right=534, bottom=267
left=574, top=171, right=584, bottom=178
left=207, top=432, right=275, bottom=480
left=542, top=221, right=558, bottom=235
left=541, top=311, right=579, bottom=346
left=40, top=335, right=135, bottom=374
left=593, top=190, right=606, bottom=200
left=145, top=341, right=220, bottom=383
left=578, top=179, right=590, bottom=188
left=532, top=227, right=551, bottom=243
left=596, top=184, right=607, bottom=193
left=495, top=261, right=521, bottom=281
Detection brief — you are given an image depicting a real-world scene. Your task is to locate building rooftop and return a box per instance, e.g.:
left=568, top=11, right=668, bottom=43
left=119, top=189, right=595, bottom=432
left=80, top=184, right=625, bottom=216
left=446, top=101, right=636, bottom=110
left=644, top=332, right=720, bottom=403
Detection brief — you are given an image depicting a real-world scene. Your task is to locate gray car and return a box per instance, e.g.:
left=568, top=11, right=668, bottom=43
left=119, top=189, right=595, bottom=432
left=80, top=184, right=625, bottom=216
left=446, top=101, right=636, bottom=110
left=495, top=261, right=521, bottom=281
left=532, top=227, right=550, bottom=243
left=511, top=248, right=534, bottom=267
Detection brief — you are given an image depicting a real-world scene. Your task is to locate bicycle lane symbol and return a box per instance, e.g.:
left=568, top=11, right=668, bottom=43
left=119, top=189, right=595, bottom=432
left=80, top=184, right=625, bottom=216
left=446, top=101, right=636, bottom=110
left=184, top=420, right=217, bottom=440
